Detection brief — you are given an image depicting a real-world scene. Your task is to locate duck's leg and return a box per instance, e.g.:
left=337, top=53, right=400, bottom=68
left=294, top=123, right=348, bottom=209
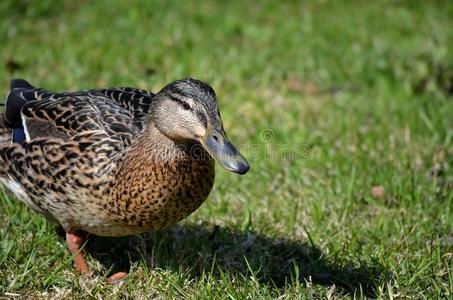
left=66, top=231, right=90, bottom=274
left=66, top=231, right=128, bottom=283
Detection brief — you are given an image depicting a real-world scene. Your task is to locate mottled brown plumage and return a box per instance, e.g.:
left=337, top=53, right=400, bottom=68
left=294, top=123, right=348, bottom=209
left=0, top=78, right=249, bottom=279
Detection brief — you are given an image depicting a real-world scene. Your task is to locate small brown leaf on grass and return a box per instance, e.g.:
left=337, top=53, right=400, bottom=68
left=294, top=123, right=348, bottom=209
left=287, top=75, right=319, bottom=95
left=287, top=75, right=302, bottom=92
left=371, top=186, right=385, bottom=199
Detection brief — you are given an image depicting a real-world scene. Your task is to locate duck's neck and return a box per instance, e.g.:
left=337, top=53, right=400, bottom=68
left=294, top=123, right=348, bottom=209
left=124, top=121, right=212, bottom=165
left=139, top=121, right=181, bottom=159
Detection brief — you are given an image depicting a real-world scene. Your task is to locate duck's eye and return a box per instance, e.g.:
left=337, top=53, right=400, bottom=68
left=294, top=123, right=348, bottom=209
left=182, top=102, right=191, bottom=110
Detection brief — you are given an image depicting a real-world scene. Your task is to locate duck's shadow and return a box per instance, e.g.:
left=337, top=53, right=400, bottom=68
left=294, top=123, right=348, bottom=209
left=84, top=224, right=386, bottom=296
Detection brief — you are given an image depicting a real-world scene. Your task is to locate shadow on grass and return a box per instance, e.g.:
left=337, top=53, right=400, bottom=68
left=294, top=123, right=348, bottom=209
left=84, top=224, right=386, bottom=297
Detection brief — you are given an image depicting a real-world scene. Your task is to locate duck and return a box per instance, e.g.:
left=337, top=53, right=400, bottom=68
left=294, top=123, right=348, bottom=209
left=0, top=78, right=249, bottom=282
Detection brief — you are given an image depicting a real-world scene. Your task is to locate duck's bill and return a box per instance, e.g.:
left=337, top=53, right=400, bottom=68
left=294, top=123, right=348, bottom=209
left=200, top=129, right=250, bottom=175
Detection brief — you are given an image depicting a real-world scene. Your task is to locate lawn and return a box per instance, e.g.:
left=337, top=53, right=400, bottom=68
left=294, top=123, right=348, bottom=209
left=0, top=0, right=452, bottom=298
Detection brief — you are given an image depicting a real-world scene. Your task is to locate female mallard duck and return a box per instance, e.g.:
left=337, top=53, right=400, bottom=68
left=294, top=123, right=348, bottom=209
left=0, top=78, right=249, bottom=281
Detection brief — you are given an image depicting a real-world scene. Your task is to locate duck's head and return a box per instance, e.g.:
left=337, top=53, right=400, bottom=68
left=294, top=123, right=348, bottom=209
left=151, top=78, right=250, bottom=175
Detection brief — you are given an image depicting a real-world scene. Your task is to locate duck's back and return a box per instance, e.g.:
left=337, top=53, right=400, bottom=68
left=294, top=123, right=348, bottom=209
left=1, top=79, right=155, bottom=143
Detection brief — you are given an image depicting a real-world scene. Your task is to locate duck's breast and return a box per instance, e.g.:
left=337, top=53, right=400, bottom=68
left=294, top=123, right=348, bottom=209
left=102, top=154, right=215, bottom=236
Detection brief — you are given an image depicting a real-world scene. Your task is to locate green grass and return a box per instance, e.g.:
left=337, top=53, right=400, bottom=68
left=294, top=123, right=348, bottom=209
left=0, top=0, right=452, bottom=298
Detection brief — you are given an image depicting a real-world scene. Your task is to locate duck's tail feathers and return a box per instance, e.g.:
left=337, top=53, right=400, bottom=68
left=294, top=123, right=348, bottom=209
left=2, top=79, right=36, bottom=129
left=1, top=79, right=37, bottom=145
left=11, top=79, right=35, bottom=90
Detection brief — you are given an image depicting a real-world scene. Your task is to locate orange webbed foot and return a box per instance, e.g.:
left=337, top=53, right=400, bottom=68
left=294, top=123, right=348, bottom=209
left=107, top=272, right=128, bottom=284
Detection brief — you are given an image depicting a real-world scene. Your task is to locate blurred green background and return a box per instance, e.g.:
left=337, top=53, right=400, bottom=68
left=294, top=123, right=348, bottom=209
left=0, top=0, right=452, bottom=298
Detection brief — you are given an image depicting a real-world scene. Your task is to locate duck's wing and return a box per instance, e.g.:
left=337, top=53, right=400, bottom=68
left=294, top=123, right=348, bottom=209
left=21, top=96, right=138, bottom=145
left=89, top=87, right=154, bottom=123
left=1, top=79, right=155, bottom=145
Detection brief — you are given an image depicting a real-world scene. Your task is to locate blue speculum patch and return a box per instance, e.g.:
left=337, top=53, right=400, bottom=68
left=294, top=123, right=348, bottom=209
left=12, top=128, right=25, bottom=145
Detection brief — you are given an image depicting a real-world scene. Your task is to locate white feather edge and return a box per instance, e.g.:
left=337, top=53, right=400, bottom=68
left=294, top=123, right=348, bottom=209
left=21, top=115, right=30, bottom=143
